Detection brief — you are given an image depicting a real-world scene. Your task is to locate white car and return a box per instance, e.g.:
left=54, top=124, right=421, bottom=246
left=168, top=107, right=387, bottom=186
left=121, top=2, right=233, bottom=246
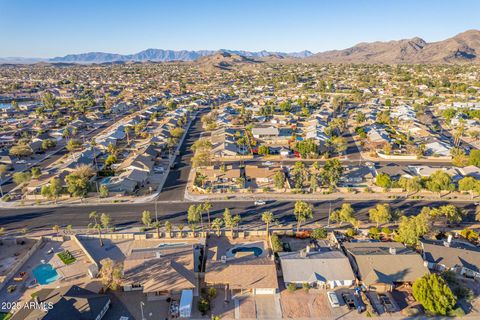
left=327, top=291, right=340, bottom=308
left=254, top=200, right=266, bottom=206
left=262, top=161, right=273, bottom=166
left=17, top=160, right=27, bottom=164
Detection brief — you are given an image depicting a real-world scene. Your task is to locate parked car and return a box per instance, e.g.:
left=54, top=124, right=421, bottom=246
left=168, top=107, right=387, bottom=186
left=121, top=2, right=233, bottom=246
left=342, top=293, right=355, bottom=310
left=262, top=161, right=273, bottom=166
left=254, top=200, right=266, bottom=206
left=327, top=291, right=340, bottom=308
left=378, top=294, right=396, bottom=313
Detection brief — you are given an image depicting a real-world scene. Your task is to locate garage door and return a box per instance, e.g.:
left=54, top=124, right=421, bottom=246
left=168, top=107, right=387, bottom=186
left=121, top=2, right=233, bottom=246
left=254, top=288, right=276, bottom=295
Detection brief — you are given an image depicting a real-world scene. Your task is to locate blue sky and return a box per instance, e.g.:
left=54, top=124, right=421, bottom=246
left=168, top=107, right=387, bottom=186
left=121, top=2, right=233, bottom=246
left=0, top=0, right=479, bottom=57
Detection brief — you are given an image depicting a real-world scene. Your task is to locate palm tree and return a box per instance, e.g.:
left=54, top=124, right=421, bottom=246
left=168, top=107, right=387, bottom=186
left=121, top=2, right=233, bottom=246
left=211, top=218, right=223, bottom=236
left=152, top=221, right=162, bottom=238
left=165, top=221, right=172, bottom=237
left=89, top=211, right=104, bottom=246
left=261, top=211, right=274, bottom=239
left=52, top=225, right=61, bottom=236
left=203, top=201, right=212, bottom=232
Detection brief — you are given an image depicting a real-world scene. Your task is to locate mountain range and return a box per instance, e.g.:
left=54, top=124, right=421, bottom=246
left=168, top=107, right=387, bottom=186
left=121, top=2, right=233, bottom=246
left=307, top=29, right=480, bottom=64
left=1, top=30, right=480, bottom=64
left=47, top=49, right=313, bottom=63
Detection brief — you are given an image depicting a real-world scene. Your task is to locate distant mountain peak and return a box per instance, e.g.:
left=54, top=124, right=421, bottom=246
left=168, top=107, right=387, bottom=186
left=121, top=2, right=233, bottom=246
left=308, top=29, right=480, bottom=64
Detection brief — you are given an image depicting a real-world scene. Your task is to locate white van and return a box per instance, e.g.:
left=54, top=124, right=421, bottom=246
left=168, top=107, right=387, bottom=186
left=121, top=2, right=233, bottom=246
left=327, top=291, right=340, bottom=308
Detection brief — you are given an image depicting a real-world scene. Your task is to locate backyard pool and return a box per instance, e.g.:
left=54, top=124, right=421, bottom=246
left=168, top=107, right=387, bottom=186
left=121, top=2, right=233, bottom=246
left=32, top=263, right=59, bottom=285
left=229, top=246, right=263, bottom=257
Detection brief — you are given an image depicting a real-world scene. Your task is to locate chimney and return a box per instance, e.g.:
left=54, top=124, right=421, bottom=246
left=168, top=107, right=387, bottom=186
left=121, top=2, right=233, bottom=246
left=389, top=247, right=396, bottom=255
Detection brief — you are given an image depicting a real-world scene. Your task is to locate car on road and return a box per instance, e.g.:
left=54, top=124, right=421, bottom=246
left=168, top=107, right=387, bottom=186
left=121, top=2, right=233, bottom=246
left=365, top=161, right=375, bottom=167
left=262, top=161, right=273, bottom=166
left=254, top=200, right=266, bottom=206
left=17, top=160, right=26, bottom=164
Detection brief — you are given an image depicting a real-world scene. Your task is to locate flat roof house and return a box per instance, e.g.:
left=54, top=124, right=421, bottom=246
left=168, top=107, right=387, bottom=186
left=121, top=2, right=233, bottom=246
left=279, top=244, right=355, bottom=289
left=343, top=242, right=429, bottom=292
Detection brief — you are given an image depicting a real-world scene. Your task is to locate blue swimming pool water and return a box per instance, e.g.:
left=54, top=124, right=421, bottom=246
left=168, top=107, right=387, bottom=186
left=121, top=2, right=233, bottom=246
left=231, top=246, right=263, bottom=257
left=32, top=263, right=59, bottom=285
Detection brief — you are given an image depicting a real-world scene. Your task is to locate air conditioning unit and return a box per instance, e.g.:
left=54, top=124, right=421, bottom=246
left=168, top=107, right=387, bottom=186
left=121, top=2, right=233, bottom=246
left=221, top=255, right=227, bottom=263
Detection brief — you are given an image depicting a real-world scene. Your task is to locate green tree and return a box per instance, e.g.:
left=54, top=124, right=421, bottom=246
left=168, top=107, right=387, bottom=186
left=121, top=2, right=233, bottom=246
left=261, top=211, right=274, bottom=239
left=66, top=139, right=82, bottom=152
left=429, top=205, right=465, bottom=224
left=141, top=210, right=152, bottom=228
left=187, top=204, right=201, bottom=231
left=223, top=208, right=241, bottom=235
left=99, top=258, right=123, bottom=290
left=395, top=211, right=430, bottom=246
left=88, top=211, right=103, bottom=246
left=12, top=172, right=31, bottom=186
left=311, top=227, right=327, bottom=239
left=458, top=176, right=479, bottom=199
left=100, top=213, right=112, bottom=232
left=31, top=167, right=41, bottom=179
left=9, top=144, right=33, bottom=157
left=203, top=201, right=212, bottom=231
left=165, top=221, right=173, bottom=237
left=425, top=170, right=455, bottom=198
left=293, top=201, right=313, bottom=232
left=330, top=203, right=356, bottom=226
left=212, top=217, right=223, bottom=236
left=104, top=154, right=117, bottom=167
left=375, top=173, right=391, bottom=189
left=468, top=149, right=480, bottom=166
left=368, top=204, right=392, bottom=227
left=398, top=176, right=423, bottom=196
left=321, top=159, right=343, bottom=187
left=273, top=171, right=286, bottom=190
left=258, top=145, right=269, bottom=155
left=99, top=184, right=109, bottom=198
left=270, top=233, right=283, bottom=252
left=412, top=274, right=456, bottom=316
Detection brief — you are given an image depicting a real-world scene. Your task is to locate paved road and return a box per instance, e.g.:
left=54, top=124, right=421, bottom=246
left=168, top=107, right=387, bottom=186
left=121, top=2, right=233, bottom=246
left=0, top=200, right=476, bottom=231
left=156, top=110, right=206, bottom=201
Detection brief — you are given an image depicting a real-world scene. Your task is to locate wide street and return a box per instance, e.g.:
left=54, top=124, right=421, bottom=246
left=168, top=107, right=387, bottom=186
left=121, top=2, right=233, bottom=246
left=0, top=106, right=477, bottom=232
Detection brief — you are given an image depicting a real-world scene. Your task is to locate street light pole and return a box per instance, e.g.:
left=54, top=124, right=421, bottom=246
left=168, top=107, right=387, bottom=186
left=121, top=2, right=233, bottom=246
left=327, top=201, right=332, bottom=227
left=140, top=301, right=145, bottom=320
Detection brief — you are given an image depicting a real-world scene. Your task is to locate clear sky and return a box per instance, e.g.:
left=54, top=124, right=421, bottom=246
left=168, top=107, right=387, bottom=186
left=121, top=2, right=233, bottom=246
left=0, top=0, right=479, bottom=58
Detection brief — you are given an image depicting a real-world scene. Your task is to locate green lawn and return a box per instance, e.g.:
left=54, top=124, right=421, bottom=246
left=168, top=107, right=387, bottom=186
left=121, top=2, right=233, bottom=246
left=57, top=250, right=76, bottom=265
left=0, top=312, right=13, bottom=320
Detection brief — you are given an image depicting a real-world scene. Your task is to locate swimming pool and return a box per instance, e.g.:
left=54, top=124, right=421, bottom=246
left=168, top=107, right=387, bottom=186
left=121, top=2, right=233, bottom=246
left=230, top=246, right=263, bottom=257
left=32, top=263, right=59, bottom=285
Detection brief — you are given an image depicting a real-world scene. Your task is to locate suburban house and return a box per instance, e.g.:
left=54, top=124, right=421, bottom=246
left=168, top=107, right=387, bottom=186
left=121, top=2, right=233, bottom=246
left=457, top=165, right=480, bottom=179
left=11, top=285, right=111, bottom=320
left=196, top=165, right=243, bottom=191
left=279, top=243, right=355, bottom=289
left=122, top=239, right=203, bottom=300
left=421, top=238, right=480, bottom=279
left=244, top=165, right=283, bottom=188
left=252, top=126, right=280, bottom=140
left=340, top=166, right=376, bottom=186
left=343, top=242, right=429, bottom=292
left=205, top=236, right=278, bottom=296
